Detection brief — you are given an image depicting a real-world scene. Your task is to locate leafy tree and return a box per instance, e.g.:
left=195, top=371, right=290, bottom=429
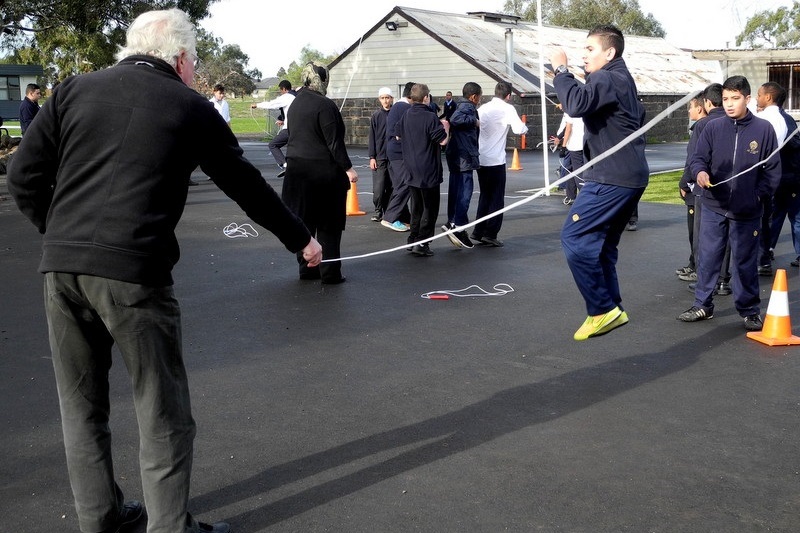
left=503, top=0, right=665, bottom=37
left=196, top=42, right=259, bottom=98
left=0, top=0, right=218, bottom=83
left=736, top=1, right=800, bottom=48
left=280, top=46, right=337, bottom=89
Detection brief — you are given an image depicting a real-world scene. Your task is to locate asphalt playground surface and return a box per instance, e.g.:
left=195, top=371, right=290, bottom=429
left=2, top=143, right=799, bottom=532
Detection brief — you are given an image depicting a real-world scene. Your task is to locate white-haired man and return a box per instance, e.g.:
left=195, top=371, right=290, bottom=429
left=8, top=8, right=322, bottom=533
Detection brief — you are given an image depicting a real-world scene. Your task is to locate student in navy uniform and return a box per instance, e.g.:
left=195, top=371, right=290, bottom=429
left=396, top=83, right=449, bottom=256
left=676, top=95, right=708, bottom=279
left=368, top=86, right=394, bottom=222
left=443, top=81, right=482, bottom=249
left=765, top=82, right=800, bottom=266
left=678, top=75, right=781, bottom=331
left=19, top=83, right=42, bottom=134
left=440, top=90, right=456, bottom=121
left=683, top=84, right=733, bottom=295
left=382, top=81, right=415, bottom=232
left=550, top=25, right=649, bottom=341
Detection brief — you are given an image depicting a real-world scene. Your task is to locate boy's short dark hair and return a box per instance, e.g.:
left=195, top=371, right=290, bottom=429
left=278, top=79, right=292, bottom=91
left=761, top=81, right=787, bottom=107
left=402, top=81, right=415, bottom=98
left=494, top=81, right=513, bottom=99
left=213, top=83, right=225, bottom=93
left=588, top=25, right=624, bottom=58
left=689, top=96, right=704, bottom=109
left=723, top=75, right=750, bottom=97
left=409, top=83, right=429, bottom=103
left=703, top=83, right=723, bottom=107
left=462, top=82, right=482, bottom=99
left=25, top=83, right=40, bottom=95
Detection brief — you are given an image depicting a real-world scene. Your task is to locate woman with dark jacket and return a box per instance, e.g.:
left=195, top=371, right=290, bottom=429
left=282, top=62, right=359, bottom=283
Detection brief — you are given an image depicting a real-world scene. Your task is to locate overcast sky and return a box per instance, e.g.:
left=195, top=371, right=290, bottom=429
left=201, top=0, right=792, bottom=78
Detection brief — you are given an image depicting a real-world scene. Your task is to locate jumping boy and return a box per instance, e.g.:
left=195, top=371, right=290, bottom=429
left=549, top=25, right=649, bottom=341
left=678, top=75, right=781, bottom=330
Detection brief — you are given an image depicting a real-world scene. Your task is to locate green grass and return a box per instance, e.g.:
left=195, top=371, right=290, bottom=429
left=228, top=96, right=279, bottom=138
left=642, top=170, right=684, bottom=205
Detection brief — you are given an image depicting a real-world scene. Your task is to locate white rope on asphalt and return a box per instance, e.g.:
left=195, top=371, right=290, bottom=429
left=421, top=283, right=515, bottom=300
left=224, top=222, right=259, bottom=238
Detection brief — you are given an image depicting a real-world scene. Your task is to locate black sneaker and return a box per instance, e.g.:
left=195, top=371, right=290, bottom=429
left=758, top=264, right=773, bottom=276
left=198, top=522, right=231, bottom=533
left=480, top=236, right=504, bottom=247
left=103, top=500, right=143, bottom=533
left=743, top=314, right=763, bottom=331
left=675, top=265, right=693, bottom=276
left=677, top=306, right=713, bottom=322
left=455, top=230, right=474, bottom=249
left=277, top=168, right=286, bottom=178
left=411, top=244, right=434, bottom=256
left=626, top=221, right=638, bottom=231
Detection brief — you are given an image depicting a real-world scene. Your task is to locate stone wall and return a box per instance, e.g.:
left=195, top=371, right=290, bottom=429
left=335, top=94, right=690, bottom=150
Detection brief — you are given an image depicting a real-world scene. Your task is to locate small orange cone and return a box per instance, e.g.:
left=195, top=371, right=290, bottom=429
left=747, top=268, right=800, bottom=346
left=510, top=148, right=523, bottom=171
left=346, top=182, right=366, bottom=216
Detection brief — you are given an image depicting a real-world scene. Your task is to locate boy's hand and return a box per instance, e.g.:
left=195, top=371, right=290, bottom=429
left=550, top=49, right=568, bottom=70
left=696, top=171, right=711, bottom=188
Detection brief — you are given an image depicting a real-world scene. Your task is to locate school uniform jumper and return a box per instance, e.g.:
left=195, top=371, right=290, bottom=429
left=553, top=57, right=649, bottom=316
left=769, top=109, right=800, bottom=255
left=384, top=99, right=412, bottom=224
left=445, top=99, right=480, bottom=226
left=369, top=106, right=392, bottom=218
left=398, top=103, right=448, bottom=243
left=689, top=110, right=781, bottom=316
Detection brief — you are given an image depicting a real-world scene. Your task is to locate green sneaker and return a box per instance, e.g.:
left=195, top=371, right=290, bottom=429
left=573, top=307, right=623, bottom=341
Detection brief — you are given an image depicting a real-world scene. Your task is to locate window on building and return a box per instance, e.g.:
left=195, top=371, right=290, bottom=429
left=768, top=63, right=800, bottom=110
left=0, top=76, right=21, bottom=101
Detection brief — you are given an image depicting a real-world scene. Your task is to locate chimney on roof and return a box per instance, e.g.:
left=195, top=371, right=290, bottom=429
left=505, top=28, right=514, bottom=76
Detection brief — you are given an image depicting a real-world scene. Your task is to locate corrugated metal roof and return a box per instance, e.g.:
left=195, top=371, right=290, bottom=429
left=374, top=6, right=719, bottom=95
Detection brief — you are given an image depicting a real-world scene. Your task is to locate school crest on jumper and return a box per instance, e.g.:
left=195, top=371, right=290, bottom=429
left=747, top=140, right=759, bottom=154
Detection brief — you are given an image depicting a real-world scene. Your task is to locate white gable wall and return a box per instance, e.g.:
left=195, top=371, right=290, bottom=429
left=328, top=18, right=501, bottom=100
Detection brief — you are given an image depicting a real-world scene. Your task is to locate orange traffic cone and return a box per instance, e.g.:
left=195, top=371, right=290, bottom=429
left=346, top=182, right=366, bottom=216
left=510, top=148, right=523, bottom=171
left=747, top=268, right=800, bottom=346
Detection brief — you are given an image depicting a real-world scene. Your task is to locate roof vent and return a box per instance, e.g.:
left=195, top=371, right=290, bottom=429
left=467, top=11, right=521, bottom=24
